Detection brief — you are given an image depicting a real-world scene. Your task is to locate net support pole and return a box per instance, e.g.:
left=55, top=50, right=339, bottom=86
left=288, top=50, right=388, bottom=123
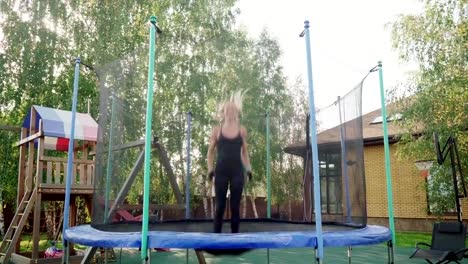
left=377, top=61, right=396, bottom=244
left=62, top=57, right=80, bottom=264
left=337, top=96, right=352, bottom=223
left=141, top=16, right=157, bottom=261
left=302, top=20, right=323, bottom=262
left=185, top=112, right=192, bottom=219
left=266, top=112, right=271, bottom=218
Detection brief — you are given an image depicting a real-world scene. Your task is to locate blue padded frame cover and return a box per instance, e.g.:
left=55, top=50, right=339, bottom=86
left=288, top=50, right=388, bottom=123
left=64, top=224, right=390, bottom=249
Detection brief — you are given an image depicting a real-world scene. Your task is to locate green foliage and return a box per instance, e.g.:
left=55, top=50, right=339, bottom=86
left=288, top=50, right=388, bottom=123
left=426, top=165, right=457, bottom=216
left=0, top=130, right=18, bottom=204
left=390, top=0, right=467, bottom=215
left=0, top=0, right=309, bottom=212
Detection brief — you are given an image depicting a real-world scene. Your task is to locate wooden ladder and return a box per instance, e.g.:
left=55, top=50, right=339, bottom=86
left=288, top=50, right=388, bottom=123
left=0, top=189, right=36, bottom=264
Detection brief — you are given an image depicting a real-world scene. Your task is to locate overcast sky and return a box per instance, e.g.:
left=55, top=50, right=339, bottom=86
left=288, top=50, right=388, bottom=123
left=235, top=0, right=423, bottom=114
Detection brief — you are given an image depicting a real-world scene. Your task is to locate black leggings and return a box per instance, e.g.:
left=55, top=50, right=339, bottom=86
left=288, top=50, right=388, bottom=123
left=214, top=165, right=244, bottom=233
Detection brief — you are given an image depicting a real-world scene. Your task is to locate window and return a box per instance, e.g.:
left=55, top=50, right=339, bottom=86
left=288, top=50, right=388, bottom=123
left=370, top=113, right=402, bottom=124
left=319, top=150, right=342, bottom=214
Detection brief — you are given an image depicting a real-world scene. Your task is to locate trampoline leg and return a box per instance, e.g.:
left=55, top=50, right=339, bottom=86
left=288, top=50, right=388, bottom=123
left=195, top=249, right=206, bottom=264
left=147, top=248, right=151, bottom=264
left=387, top=240, right=394, bottom=264
left=81, top=247, right=98, bottom=264
left=314, top=247, right=321, bottom=264
left=347, top=246, right=352, bottom=264
left=267, top=248, right=270, bottom=264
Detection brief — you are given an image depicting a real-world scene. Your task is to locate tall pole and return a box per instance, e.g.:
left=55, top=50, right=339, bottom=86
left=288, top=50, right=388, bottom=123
left=266, top=113, right=271, bottom=218
left=378, top=61, right=396, bottom=245
left=449, top=142, right=462, bottom=222
left=141, top=16, right=157, bottom=262
left=62, top=57, right=80, bottom=264
left=302, top=20, right=323, bottom=262
left=185, top=112, right=192, bottom=219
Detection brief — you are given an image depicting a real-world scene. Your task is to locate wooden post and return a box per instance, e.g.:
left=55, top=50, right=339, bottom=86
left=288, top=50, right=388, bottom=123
left=80, top=142, right=89, bottom=185
left=73, top=163, right=77, bottom=185
left=32, top=120, right=44, bottom=259
left=15, top=127, right=28, bottom=254
left=35, top=120, right=44, bottom=186
left=26, top=108, right=37, bottom=192
left=16, top=128, right=27, bottom=207
left=63, top=162, right=67, bottom=184
left=46, top=162, right=53, bottom=183
left=55, top=162, right=61, bottom=184
left=32, top=191, right=41, bottom=259
left=70, top=195, right=77, bottom=255
left=86, top=165, right=93, bottom=186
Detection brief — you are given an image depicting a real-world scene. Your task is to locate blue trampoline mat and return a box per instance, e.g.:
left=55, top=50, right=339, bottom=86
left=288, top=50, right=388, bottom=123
left=64, top=221, right=391, bottom=249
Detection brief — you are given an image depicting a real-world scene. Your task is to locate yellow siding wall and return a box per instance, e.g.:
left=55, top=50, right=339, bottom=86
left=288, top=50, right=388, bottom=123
left=364, top=144, right=468, bottom=219
left=365, top=144, right=427, bottom=218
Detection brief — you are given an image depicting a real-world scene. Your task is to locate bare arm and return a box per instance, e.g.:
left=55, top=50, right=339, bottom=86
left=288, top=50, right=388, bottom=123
left=207, top=126, right=219, bottom=173
left=240, top=126, right=252, bottom=172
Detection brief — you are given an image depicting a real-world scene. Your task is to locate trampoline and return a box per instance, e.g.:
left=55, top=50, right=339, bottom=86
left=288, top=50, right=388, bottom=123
left=65, top=220, right=390, bottom=249
left=62, top=18, right=394, bottom=264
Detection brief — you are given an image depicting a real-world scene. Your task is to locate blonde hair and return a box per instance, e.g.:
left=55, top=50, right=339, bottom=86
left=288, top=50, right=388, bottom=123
left=217, top=90, right=246, bottom=122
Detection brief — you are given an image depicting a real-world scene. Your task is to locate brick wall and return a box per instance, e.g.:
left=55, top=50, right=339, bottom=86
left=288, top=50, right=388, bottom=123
left=364, top=144, right=468, bottom=231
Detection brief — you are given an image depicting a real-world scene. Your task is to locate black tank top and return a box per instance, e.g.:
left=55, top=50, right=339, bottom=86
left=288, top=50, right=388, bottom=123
left=216, top=129, right=243, bottom=168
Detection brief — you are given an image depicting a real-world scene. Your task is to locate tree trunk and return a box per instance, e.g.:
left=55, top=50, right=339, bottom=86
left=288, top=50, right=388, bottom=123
left=45, top=202, right=54, bottom=241
left=54, top=203, right=64, bottom=242
left=242, top=195, right=247, bottom=218
left=288, top=199, right=292, bottom=221
left=250, top=196, right=258, bottom=218
left=210, top=183, right=215, bottom=218
left=154, top=140, right=183, bottom=204
left=201, top=177, right=207, bottom=218
left=202, top=197, right=209, bottom=219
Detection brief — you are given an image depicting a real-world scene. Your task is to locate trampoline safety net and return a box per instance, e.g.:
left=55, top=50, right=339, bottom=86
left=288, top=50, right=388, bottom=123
left=91, top=47, right=367, bottom=232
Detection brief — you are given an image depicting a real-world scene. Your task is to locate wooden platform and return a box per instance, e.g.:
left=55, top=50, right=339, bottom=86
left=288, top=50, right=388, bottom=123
left=11, top=253, right=83, bottom=264
left=38, top=183, right=94, bottom=195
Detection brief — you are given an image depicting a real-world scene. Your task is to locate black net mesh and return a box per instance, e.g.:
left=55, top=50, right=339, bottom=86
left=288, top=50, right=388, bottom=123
left=90, top=46, right=367, bottom=231
left=158, top=113, right=308, bottom=224
left=92, top=46, right=152, bottom=227
left=315, top=81, right=366, bottom=226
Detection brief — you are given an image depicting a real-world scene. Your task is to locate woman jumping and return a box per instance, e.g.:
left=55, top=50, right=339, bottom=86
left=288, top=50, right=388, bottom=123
left=207, top=91, right=252, bottom=234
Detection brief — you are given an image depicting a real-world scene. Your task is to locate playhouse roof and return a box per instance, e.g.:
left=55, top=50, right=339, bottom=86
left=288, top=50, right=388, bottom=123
left=22, top=105, right=98, bottom=142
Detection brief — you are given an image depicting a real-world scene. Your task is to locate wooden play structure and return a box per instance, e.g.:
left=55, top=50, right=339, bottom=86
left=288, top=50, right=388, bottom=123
left=0, top=105, right=98, bottom=264
left=0, top=105, right=206, bottom=264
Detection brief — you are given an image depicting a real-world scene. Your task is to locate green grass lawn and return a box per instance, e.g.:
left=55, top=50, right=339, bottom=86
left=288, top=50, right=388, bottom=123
left=396, top=230, right=468, bottom=248
left=395, top=231, right=432, bottom=248
left=19, top=234, right=86, bottom=252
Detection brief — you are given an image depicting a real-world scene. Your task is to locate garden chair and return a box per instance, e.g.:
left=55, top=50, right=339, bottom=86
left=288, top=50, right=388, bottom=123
left=410, top=221, right=468, bottom=264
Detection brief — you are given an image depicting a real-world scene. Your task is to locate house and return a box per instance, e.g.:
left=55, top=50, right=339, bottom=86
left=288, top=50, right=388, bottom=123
left=284, top=107, right=468, bottom=232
